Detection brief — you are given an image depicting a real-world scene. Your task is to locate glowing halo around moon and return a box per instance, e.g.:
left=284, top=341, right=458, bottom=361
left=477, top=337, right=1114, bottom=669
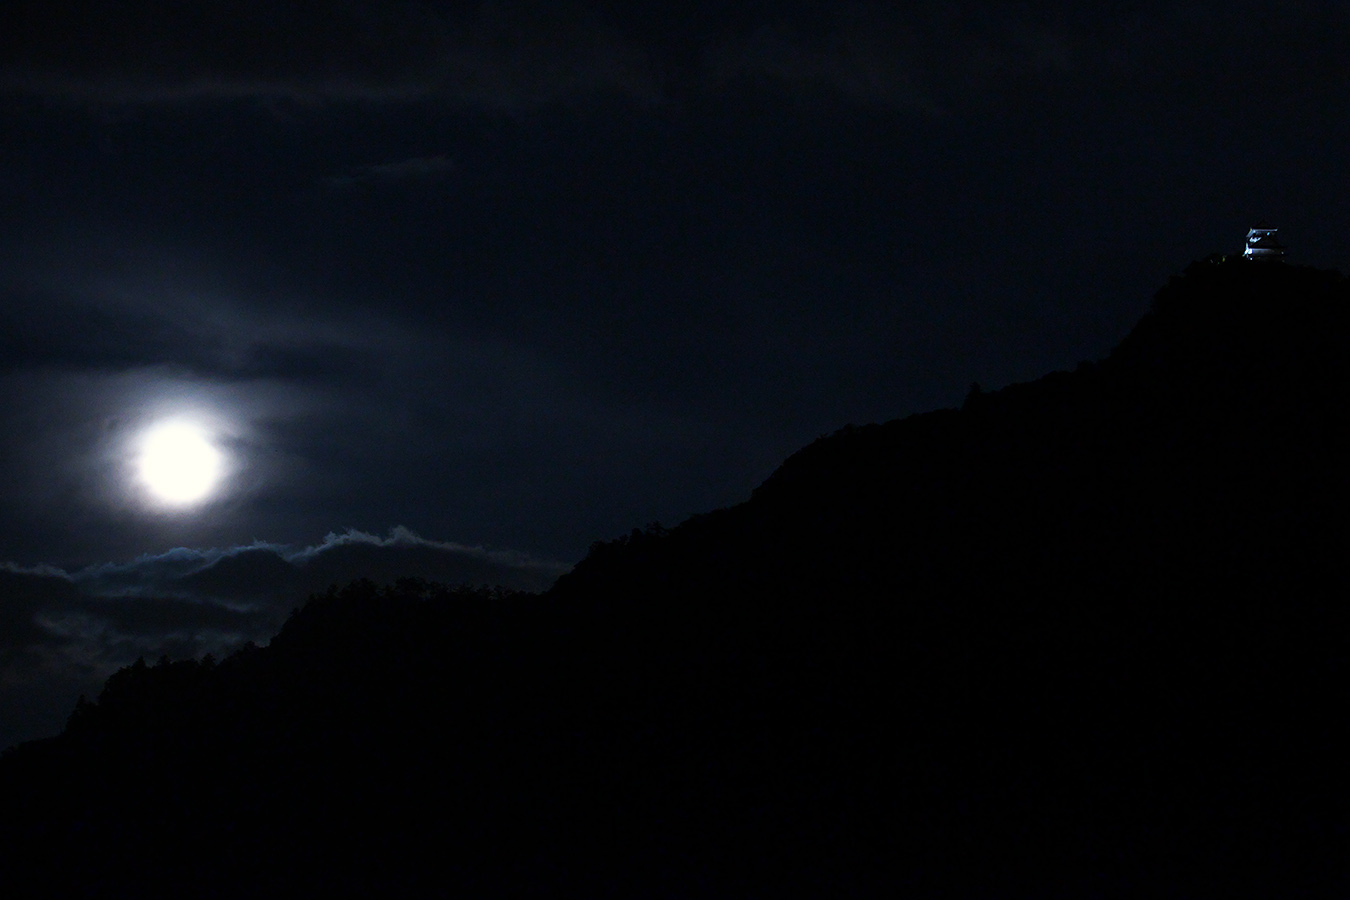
left=137, top=420, right=223, bottom=506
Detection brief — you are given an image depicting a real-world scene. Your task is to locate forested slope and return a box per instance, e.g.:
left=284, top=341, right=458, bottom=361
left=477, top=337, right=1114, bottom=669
left=2, top=258, right=1345, bottom=898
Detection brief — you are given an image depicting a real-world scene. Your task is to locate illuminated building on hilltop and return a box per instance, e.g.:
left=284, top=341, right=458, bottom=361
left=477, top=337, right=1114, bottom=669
left=1243, top=225, right=1286, bottom=261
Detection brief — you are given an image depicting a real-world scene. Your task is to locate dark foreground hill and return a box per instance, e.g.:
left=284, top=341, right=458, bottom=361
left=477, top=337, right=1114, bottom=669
left=2, top=258, right=1346, bottom=897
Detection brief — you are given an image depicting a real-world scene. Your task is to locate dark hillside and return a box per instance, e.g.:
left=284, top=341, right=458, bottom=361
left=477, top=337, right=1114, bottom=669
left=1, top=258, right=1345, bottom=897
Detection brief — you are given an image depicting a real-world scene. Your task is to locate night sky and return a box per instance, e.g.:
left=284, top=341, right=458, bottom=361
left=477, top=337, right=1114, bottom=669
left=2, top=0, right=1348, bottom=748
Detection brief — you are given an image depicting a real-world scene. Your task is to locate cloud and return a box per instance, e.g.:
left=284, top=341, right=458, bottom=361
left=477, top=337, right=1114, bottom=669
left=0, top=566, right=118, bottom=753
left=0, top=0, right=1082, bottom=113
left=156, top=527, right=568, bottom=604
left=327, top=155, right=455, bottom=189
left=0, top=570, right=257, bottom=753
left=0, top=285, right=212, bottom=376
left=286, top=526, right=566, bottom=590
left=0, top=566, right=82, bottom=661
left=703, top=2, right=1075, bottom=112
left=0, top=1, right=659, bottom=110
left=0, top=281, right=389, bottom=385
left=9, top=0, right=1340, bottom=116
left=0, top=528, right=568, bottom=749
left=71, top=527, right=567, bottom=602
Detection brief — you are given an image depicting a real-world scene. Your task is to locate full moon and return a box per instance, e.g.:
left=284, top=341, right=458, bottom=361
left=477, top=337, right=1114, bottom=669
left=138, top=421, right=222, bottom=505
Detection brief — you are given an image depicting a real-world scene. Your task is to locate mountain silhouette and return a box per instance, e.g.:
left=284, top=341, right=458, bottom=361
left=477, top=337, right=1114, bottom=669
left=1, top=258, right=1345, bottom=898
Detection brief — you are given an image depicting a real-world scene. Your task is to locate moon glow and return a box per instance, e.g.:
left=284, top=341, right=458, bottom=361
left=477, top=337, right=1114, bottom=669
left=138, top=421, right=222, bottom=505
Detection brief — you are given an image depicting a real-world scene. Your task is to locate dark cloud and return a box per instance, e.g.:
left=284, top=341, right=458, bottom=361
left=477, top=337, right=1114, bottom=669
left=170, top=547, right=303, bottom=602
left=0, top=2, right=444, bottom=95
left=327, top=154, right=455, bottom=188
left=0, top=285, right=211, bottom=375
left=0, top=528, right=566, bottom=750
left=165, top=527, right=566, bottom=603
left=0, top=566, right=112, bottom=753
left=701, top=1, right=1073, bottom=112
left=285, top=527, right=566, bottom=593
left=0, top=0, right=659, bottom=108
left=70, top=527, right=567, bottom=602
left=0, top=281, right=384, bottom=385
left=9, top=0, right=1334, bottom=117
left=0, top=1, right=1102, bottom=112
left=0, top=567, right=82, bottom=659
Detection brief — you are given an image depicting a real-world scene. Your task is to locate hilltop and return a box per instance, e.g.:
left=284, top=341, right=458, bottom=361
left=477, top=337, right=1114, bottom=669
left=1, top=258, right=1345, bottom=897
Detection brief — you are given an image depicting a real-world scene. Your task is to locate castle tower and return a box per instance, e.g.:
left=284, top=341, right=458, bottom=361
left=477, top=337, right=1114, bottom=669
left=1243, top=225, right=1287, bottom=261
